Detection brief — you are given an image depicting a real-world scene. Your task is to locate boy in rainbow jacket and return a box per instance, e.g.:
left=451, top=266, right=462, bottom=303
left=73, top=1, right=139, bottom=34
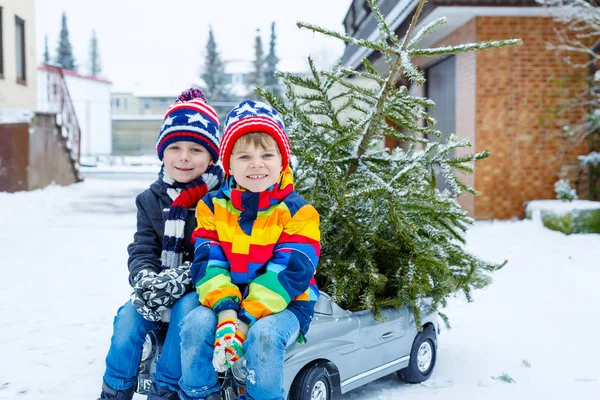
left=178, top=100, right=321, bottom=400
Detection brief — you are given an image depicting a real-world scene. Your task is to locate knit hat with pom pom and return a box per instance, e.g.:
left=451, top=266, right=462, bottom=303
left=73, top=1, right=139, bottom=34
left=156, top=87, right=220, bottom=162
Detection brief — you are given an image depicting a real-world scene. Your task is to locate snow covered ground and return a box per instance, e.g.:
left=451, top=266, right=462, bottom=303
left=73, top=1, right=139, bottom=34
left=1, top=176, right=598, bottom=400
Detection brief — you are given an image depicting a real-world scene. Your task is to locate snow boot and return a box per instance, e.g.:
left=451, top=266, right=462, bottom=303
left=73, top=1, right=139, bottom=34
left=98, top=381, right=135, bottom=400
left=147, top=384, right=179, bottom=400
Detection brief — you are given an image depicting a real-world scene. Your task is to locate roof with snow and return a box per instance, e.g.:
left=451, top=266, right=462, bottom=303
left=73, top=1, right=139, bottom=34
left=38, top=65, right=112, bottom=84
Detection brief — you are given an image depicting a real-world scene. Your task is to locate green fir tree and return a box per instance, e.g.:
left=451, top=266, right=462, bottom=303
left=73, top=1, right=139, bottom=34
left=88, top=30, right=102, bottom=77
left=200, top=26, right=234, bottom=123
left=265, top=22, right=282, bottom=97
left=258, top=0, right=520, bottom=326
left=55, top=12, right=77, bottom=71
left=248, top=28, right=265, bottom=99
left=43, top=35, right=50, bottom=64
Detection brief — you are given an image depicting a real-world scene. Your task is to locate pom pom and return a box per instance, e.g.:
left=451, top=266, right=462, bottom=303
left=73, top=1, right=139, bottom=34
left=177, top=87, right=207, bottom=103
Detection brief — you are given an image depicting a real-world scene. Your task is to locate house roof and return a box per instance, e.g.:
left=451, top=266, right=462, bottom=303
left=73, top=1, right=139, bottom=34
left=38, top=65, right=112, bottom=84
left=341, top=0, right=546, bottom=69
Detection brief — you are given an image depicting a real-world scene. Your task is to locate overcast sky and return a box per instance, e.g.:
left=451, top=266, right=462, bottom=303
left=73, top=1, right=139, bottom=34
left=34, top=0, right=353, bottom=92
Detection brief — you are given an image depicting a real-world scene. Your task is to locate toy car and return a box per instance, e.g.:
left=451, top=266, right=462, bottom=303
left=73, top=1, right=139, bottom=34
left=137, top=291, right=439, bottom=399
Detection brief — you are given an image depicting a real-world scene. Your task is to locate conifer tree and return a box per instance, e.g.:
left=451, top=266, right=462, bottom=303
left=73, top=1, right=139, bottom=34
left=265, top=22, right=282, bottom=97
left=200, top=26, right=233, bottom=123
left=55, top=12, right=77, bottom=71
left=43, top=35, right=50, bottom=64
left=258, top=0, right=520, bottom=325
left=88, top=30, right=102, bottom=77
left=248, top=29, right=265, bottom=98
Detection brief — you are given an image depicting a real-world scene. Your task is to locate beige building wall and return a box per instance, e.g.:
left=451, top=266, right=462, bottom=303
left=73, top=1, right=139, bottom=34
left=111, top=92, right=140, bottom=115
left=0, top=0, right=37, bottom=109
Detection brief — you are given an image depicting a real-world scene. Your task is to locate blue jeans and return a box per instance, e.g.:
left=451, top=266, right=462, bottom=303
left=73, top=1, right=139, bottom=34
left=179, top=307, right=300, bottom=400
left=103, top=292, right=199, bottom=392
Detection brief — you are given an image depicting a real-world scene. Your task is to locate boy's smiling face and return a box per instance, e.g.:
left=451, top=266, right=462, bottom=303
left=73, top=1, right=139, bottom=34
left=229, top=134, right=283, bottom=192
left=162, top=141, right=213, bottom=183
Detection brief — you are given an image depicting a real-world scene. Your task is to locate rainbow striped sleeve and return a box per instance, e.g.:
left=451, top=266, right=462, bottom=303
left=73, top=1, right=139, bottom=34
left=240, top=203, right=320, bottom=325
left=192, top=197, right=241, bottom=314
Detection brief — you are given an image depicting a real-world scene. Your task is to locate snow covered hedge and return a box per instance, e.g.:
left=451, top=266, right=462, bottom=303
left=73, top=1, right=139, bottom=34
left=526, top=200, right=600, bottom=234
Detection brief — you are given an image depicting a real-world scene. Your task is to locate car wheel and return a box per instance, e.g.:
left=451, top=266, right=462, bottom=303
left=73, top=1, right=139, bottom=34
left=397, top=325, right=437, bottom=383
left=289, top=364, right=334, bottom=400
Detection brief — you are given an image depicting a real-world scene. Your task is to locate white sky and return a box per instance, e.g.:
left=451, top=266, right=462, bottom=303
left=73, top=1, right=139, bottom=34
left=34, top=0, right=353, bottom=92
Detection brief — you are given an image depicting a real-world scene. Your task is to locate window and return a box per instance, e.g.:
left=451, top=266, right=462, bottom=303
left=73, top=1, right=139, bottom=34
left=0, top=7, right=4, bottom=78
left=15, top=16, right=26, bottom=84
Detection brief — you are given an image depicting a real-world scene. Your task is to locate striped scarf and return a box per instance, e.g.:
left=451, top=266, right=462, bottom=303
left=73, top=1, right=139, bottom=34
left=160, top=163, right=224, bottom=269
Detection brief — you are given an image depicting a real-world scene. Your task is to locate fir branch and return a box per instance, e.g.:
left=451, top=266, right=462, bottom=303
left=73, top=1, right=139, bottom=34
left=409, top=39, right=523, bottom=56
left=339, top=67, right=386, bottom=84
left=367, top=0, right=400, bottom=47
left=297, top=22, right=391, bottom=54
left=408, top=17, right=448, bottom=49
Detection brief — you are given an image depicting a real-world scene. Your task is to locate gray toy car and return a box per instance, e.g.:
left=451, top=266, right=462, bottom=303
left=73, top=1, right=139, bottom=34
left=138, top=291, right=439, bottom=399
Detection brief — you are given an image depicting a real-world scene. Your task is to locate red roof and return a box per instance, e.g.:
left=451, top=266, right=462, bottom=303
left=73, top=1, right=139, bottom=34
left=38, top=64, right=112, bottom=84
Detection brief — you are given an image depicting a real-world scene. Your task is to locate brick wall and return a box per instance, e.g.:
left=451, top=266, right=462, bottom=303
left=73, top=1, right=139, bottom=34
left=475, top=16, right=588, bottom=219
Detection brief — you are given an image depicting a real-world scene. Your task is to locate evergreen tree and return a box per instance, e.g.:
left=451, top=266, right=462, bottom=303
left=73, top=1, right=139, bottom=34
left=55, top=12, right=77, bottom=71
left=258, top=0, right=520, bottom=325
left=248, top=29, right=265, bottom=98
left=200, top=26, right=233, bottom=123
left=43, top=35, right=50, bottom=64
left=265, top=22, right=282, bottom=97
left=88, top=29, right=102, bottom=77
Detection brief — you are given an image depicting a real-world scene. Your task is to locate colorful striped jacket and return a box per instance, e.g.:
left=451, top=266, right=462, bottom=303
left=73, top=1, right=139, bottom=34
left=191, top=167, right=321, bottom=340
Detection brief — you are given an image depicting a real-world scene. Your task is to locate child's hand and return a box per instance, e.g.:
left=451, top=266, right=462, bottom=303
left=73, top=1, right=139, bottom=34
left=131, top=269, right=162, bottom=321
left=143, top=264, right=192, bottom=309
left=213, top=311, right=237, bottom=372
left=225, top=328, right=247, bottom=369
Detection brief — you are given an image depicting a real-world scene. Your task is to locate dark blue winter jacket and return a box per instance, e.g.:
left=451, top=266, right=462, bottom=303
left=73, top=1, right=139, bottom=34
left=127, top=179, right=197, bottom=285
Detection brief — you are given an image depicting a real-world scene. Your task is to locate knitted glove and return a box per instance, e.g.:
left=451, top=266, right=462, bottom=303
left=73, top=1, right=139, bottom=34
left=143, top=263, right=192, bottom=310
left=225, top=328, right=247, bottom=369
left=130, top=269, right=162, bottom=322
left=213, top=310, right=237, bottom=372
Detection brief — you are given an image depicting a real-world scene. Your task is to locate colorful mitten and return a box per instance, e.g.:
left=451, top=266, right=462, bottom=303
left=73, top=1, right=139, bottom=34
left=213, top=311, right=237, bottom=372
left=225, top=329, right=246, bottom=368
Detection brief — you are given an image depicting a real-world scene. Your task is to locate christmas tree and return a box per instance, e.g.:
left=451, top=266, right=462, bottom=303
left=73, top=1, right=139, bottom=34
left=55, top=12, right=77, bottom=71
left=258, top=0, right=520, bottom=326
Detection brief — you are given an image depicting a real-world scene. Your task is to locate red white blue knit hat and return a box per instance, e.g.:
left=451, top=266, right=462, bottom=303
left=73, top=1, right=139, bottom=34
left=220, top=100, right=290, bottom=173
left=156, top=88, right=220, bottom=162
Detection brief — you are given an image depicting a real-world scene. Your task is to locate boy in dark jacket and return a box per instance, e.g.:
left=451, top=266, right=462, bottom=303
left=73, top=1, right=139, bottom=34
left=98, top=88, right=224, bottom=400
left=178, top=100, right=321, bottom=400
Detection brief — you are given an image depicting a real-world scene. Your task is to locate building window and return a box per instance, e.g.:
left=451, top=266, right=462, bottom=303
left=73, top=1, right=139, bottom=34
left=0, top=7, right=4, bottom=78
left=15, top=16, right=26, bottom=84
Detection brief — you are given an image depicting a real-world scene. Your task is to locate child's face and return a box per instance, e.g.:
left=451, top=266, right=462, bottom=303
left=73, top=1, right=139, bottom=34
left=162, top=141, right=213, bottom=183
left=229, top=138, right=282, bottom=193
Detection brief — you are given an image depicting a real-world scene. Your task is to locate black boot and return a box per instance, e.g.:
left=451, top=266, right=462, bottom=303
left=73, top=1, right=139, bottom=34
left=147, top=384, right=180, bottom=400
left=98, top=381, right=135, bottom=400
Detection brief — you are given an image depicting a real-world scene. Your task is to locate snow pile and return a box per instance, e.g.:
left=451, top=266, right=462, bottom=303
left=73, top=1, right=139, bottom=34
left=526, top=199, right=600, bottom=221
left=0, top=109, right=34, bottom=125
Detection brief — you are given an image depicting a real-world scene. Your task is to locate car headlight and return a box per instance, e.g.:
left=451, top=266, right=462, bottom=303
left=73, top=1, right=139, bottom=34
left=141, top=334, right=153, bottom=361
left=231, top=357, right=247, bottom=383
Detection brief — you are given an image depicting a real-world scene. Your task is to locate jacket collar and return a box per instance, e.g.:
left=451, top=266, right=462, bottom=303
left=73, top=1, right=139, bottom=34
left=223, top=166, right=295, bottom=212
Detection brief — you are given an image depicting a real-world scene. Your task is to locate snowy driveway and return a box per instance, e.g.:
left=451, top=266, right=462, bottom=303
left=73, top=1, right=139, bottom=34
left=1, top=177, right=598, bottom=400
